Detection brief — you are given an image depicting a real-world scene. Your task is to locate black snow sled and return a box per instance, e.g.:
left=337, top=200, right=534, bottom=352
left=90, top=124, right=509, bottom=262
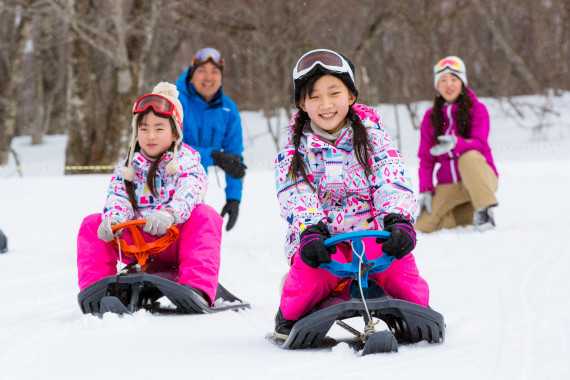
left=277, top=231, right=445, bottom=356
left=78, top=220, right=249, bottom=316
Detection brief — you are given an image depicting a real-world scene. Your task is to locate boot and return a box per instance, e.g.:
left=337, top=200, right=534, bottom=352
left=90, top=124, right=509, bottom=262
left=473, top=206, right=495, bottom=231
left=183, top=285, right=210, bottom=307
left=274, top=308, right=296, bottom=341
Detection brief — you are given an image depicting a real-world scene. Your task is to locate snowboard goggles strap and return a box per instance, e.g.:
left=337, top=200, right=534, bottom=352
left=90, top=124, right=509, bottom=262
left=293, top=49, right=355, bottom=83
left=192, top=47, right=224, bottom=69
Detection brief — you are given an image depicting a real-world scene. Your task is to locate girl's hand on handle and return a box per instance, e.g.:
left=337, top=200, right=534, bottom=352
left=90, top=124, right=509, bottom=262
left=97, top=217, right=124, bottom=242
left=144, top=211, right=176, bottom=236
left=299, top=221, right=336, bottom=268
left=377, top=214, right=417, bottom=260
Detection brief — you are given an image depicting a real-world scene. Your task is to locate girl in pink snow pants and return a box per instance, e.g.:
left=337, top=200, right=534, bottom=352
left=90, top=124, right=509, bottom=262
left=274, top=49, right=429, bottom=339
left=77, top=82, right=221, bottom=306
left=77, top=204, right=222, bottom=303
left=280, top=238, right=429, bottom=321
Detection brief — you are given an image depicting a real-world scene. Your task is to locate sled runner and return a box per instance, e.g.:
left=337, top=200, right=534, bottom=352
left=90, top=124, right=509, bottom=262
left=78, top=220, right=249, bottom=316
left=277, top=231, right=445, bottom=356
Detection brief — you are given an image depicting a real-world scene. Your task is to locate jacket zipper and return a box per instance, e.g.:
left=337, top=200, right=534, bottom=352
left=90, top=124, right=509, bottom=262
left=445, top=105, right=458, bottom=183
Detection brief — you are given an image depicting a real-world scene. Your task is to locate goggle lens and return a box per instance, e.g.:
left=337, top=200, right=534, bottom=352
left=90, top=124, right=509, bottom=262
left=293, top=49, right=354, bottom=83
left=192, top=47, right=224, bottom=68
left=296, top=51, right=344, bottom=72
left=133, top=94, right=174, bottom=116
left=435, top=58, right=463, bottom=73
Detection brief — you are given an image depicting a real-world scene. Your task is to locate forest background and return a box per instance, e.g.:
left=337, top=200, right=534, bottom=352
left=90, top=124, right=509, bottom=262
left=1, top=0, right=569, bottom=171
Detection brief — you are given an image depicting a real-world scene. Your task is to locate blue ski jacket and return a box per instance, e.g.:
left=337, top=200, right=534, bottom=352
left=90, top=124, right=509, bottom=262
left=175, top=69, right=244, bottom=202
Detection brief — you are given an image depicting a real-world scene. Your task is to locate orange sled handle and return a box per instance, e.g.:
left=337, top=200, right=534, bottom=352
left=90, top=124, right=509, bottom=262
left=110, top=219, right=179, bottom=267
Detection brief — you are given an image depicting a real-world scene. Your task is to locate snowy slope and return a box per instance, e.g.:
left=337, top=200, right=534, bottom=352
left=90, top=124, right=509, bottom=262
left=1, top=94, right=569, bottom=379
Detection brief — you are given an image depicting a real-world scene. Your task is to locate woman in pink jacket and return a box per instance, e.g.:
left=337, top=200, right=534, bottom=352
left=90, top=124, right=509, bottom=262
left=76, top=82, right=222, bottom=307
left=416, top=56, right=499, bottom=233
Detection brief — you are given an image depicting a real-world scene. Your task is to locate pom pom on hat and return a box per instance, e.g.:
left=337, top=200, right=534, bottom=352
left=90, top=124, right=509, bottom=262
left=433, top=56, right=468, bottom=88
left=123, top=82, right=184, bottom=181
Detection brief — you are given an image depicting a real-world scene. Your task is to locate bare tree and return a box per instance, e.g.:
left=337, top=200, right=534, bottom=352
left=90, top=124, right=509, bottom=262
left=0, top=0, right=33, bottom=165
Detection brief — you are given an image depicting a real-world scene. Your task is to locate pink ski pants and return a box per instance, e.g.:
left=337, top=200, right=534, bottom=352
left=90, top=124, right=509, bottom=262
left=280, top=238, right=430, bottom=320
left=77, top=204, right=222, bottom=305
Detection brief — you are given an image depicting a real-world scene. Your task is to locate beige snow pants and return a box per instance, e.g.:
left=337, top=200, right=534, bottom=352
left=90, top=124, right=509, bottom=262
left=415, top=150, right=498, bottom=233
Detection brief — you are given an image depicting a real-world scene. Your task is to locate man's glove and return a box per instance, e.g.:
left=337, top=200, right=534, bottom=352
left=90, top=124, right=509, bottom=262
left=430, top=135, right=457, bottom=156
left=417, top=192, right=433, bottom=214
left=376, top=213, right=417, bottom=260
left=144, top=210, right=176, bottom=236
left=299, top=221, right=336, bottom=269
left=97, top=217, right=124, bottom=242
left=221, top=199, right=240, bottom=231
left=211, top=151, right=247, bottom=179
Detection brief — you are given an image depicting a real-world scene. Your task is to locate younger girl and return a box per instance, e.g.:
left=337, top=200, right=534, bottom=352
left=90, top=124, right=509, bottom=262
left=77, top=82, right=222, bottom=306
left=274, top=49, right=427, bottom=340
left=415, top=56, right=499, bottom=233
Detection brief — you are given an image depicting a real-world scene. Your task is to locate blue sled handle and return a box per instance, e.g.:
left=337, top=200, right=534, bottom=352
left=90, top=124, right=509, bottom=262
left=320, top=230, right=395, bottom=279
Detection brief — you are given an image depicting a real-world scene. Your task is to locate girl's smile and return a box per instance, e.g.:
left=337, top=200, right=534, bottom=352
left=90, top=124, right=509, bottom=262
left=436, top=73, right=463, bottom=103
left=299, top=75, right=356, bottom=134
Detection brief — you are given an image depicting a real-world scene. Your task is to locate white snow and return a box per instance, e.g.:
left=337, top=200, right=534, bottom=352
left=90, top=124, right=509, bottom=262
left=1, top=93, right=569, bottom=379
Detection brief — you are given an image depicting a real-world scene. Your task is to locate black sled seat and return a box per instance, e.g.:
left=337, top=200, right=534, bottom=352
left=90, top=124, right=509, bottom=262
left=281, top=296, right=445, bottom=349
left=78, top=273, right=249, bottom=315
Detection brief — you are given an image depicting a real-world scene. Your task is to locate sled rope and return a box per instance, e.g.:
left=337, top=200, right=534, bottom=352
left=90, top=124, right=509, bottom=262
left=351, top=240, right=380, bottom=340
left=116, top=235, right=124, bottom=274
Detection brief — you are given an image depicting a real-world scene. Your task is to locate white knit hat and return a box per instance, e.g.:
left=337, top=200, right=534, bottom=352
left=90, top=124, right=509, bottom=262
left=433, top=56, right=468, bottom=88
left=121, top=82, right=184, bottom=181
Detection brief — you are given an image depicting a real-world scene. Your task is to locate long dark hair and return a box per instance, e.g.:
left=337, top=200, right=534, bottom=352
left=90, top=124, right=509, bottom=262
left=124, top=109, right=178, bottom=213
left=430, top=86, right=473, bottom=141
left=288, top=74, right=373, bottom=192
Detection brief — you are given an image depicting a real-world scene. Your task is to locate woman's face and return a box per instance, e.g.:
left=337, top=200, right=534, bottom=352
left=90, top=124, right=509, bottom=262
left=137, top=112, right=177, bottom=158
left=299, top=75, right=356, bottom=134
left=436, top=73, right=463, bottom=103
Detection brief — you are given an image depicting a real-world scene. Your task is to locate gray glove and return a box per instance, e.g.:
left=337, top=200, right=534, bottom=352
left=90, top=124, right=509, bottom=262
left=417, top=192, right=433, bottom=214
left=97, top=217, right=124, bottom=242
left=144, top=210, right=176, bottom=236
left=430, top=135, right=457, bottom=156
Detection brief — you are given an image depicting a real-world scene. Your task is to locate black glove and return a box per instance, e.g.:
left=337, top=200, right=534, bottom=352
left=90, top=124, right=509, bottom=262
left=376, top=213, right=417, bottom=260
left=211, top=151, right=247, bottom=179
left=299, top=221, right=336, bottom=269
left=221, top=199, right=240, bottom=231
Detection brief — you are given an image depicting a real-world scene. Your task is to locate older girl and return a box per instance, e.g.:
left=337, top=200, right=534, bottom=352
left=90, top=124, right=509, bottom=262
left=274, top=49, right=428, bottom=340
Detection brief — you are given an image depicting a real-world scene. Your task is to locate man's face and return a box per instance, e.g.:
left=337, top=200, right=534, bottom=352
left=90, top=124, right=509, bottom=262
left=190, top=61, right=223, bottom=103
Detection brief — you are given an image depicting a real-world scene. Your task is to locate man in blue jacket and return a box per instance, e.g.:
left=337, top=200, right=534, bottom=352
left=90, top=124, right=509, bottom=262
left=176, top=47, right=247, bottom=231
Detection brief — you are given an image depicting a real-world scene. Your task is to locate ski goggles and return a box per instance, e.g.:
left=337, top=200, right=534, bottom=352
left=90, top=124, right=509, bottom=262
left=133, top=94, right=182, bottom=127
left=192, top=47, right=224, bottom=69
left=293, top=49, right=355, bottom=84
left=434, top=57, right=465, bottom=75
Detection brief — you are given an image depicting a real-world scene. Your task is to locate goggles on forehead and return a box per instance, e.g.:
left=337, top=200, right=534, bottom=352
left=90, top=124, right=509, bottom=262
left=133, top=94, right=182, bottom=127
left=192, top=47, right=224, bottom=69
left=434, top=58, right=464, bottom=74
left=293, top=49, right=355, bottom=83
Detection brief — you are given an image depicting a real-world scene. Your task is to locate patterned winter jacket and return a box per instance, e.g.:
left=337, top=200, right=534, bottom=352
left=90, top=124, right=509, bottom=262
left=275, top=104, right=419, bottom=264
left=418, top=88, right=498, bottom=193
left=102, top=143, right=207, bottom=223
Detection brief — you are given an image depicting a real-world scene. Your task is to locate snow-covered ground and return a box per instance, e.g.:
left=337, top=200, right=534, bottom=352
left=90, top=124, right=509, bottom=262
left=1, top=93, right=569, bottom=379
